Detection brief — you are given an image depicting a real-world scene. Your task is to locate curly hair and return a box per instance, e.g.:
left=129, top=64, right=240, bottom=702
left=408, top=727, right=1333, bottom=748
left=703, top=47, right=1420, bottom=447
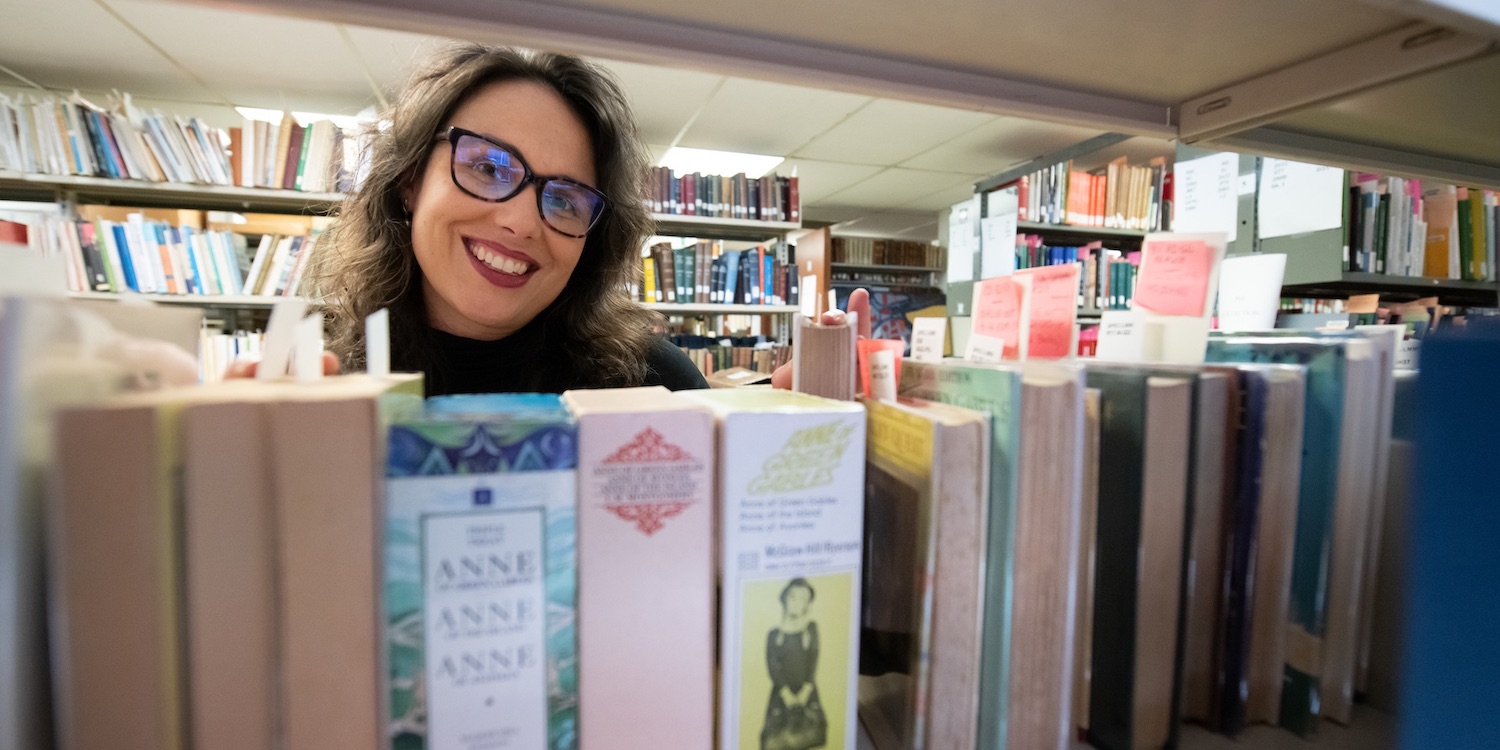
left=311, top=42, right=660, bottom=390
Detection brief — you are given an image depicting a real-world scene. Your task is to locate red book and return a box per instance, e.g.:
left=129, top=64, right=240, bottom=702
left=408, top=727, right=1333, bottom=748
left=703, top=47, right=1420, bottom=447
left=281, top=123, right=305, bottom=191
left=788, top=176, right=800, bottom=223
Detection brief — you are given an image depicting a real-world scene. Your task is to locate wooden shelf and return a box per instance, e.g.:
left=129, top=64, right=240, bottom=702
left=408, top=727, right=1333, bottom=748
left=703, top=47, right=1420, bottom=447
left=642, top=302, right=799, bottom=315
left=67, top=291, right=315, bottom=309
left=830, top=262, right=942, bottom=272
left=1018, top=221, right=1148, bottom=240
left=650, top=212, right=800, bottom=241
left=1282, top=272, right=1499, bottom=307
left=0, top=172, right=342, bottom=213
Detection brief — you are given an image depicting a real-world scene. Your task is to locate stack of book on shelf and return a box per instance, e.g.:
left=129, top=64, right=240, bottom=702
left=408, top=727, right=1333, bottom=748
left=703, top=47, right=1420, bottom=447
left=21, top=212, right=250, bottom=296
left=241, top=231, right=323, bottom=298
left=198, top=329, right=264, bottom=384
left=1348, top=174, right=1497, bottom=281
left=830, top=237, right=944, bottom=268
left=1013, top=236, right=1139, bottom=311
left=233, top=113, right=362, bottom=194
left=639, top=240, right=798, bottom=307
left=998, top=156, right=1172, bottom=231
left=0, top=92, right=236, bottom=187
left=669, top=333, right=789, bottom=377
left=646, top=166, right=799, bottom=223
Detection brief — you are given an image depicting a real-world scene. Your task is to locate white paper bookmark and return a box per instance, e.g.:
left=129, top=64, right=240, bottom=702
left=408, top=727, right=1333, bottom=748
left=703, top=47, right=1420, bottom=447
left=868, top=349, right=898, bottom=402
left=257, top=298, right=310, bottom=381
left=365, top=308, right=390, bottom=377
left=293, top=313, right=324, bottom=383
left=910, top=317, right=947, bottom=362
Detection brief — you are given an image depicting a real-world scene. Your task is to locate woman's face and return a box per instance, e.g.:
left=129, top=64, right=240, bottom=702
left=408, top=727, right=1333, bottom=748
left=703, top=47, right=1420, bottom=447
left=406, top=79, right=596, bottom=340
left=784, top=585, right=811, bottom=617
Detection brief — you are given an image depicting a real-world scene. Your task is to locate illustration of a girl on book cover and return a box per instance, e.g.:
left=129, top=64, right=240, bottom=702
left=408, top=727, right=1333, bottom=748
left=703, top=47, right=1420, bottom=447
left=761, top=577, right=827, bottom=750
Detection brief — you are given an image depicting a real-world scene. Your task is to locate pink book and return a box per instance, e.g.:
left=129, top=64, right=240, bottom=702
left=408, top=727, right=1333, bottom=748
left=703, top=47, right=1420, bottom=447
left=563, top=386, right=716, bottom=750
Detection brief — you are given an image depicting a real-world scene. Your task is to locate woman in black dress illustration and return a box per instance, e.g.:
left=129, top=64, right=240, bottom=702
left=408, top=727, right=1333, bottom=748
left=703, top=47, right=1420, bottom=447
left=761, top=578, right=827, bottom=750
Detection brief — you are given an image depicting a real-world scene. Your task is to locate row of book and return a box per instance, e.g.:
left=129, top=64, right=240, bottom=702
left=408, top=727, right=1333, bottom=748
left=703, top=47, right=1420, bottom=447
left=1349, top=175, right=1497, bottom=280
left=669, top=333, right=789, bottom=376
left=637, top=240, right=799, bottom=306
left=22, top=314, right=1405, bottom=750
left=199, top=329, right=263, bottom=384
left=830, top=236, right=944, bottom=268
left=233, top=115, right=361, bottom=194
left=1003, top=156, right=1172, bottom=231
left=0, top=92, right=237, bottom=187
left=1013, top=236, right=1141, bottom=311
left=646, top=166, right=800, bottom=223
left=16, top=214, right=250, bottom=296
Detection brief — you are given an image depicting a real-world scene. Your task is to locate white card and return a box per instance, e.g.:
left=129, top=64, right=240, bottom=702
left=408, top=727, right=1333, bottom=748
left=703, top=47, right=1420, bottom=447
left=292, top=313, right=324, bottom=383
left=966, top=334, right=1004, bottom=363
left=1173, top=152, right=1240, bottom=243
left=868, top=349, right=897, bottom=402
left=910, top=317, right=947, bottom=363
left=1396, top=339, right=1420, bottom=370
left=980, top=213, right=1018, bottom=279
left=365, top=307, right=390, bottom=377
left=257, top=298, right=310, bottom=381
left=1258, top=158, right=1346, bottom=239
left=800, top=275, right=818, bottom=319
left=1095, top=311, right=1149, bottom=362
left=1215, top=253, right=1287, bottom=332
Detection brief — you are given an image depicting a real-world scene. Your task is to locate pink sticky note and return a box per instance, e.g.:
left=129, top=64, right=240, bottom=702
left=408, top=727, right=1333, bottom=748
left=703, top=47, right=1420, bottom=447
left=1018, top=263, right=1080, bottom=359
left=1132, top=239, right=1215, bottom=317
left=972, top=276, right=1024, bottom=357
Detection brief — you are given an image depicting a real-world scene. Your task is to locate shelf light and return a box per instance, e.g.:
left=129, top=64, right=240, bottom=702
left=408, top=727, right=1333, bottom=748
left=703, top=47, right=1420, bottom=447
left=657, top=147, right=784, bottom=179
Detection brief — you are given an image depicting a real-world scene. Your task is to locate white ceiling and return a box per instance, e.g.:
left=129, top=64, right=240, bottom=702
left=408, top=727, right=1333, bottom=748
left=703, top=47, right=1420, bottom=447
left=2, top=0, right=1494, bottom=240
left=0, top=0, right=1186, bottom=240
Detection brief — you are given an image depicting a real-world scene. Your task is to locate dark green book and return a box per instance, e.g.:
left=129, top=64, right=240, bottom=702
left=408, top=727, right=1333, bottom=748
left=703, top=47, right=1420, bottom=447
left=1457, top=196, right=1473, bottom=281
left=1375, top=193, right=1389, bottom=274
left=1082, top=365, right=1195, bottom=750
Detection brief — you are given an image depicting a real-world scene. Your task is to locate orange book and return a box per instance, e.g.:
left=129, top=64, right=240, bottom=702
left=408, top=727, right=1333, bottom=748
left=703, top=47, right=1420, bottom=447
left=1068, top=171, right=1091, bottom=226
left=228, top=127, right=244, bottom=188
left=1424, top=187, right=1458, bottom=278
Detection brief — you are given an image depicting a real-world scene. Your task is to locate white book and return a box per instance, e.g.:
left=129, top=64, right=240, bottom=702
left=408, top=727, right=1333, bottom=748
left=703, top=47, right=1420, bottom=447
left=683, top=389, right=866, bottom=750
left=123, top=214, right=160, bottom=293
left=241, top=234, right=274, bottom=295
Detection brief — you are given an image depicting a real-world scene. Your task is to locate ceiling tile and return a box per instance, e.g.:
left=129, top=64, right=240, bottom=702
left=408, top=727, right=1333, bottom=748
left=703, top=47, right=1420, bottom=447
left=340, top=25, right=449, bottom=103
left=592, top=57, right=726, bottom=147
left=791, top=98, right=996, bottom=165
left=900, top=116, right=1108, bottom=175
left=780, top=158, right=884, bottom=205
left=0, top=0, right=214, bottom=101
left=677, top=77, right=871, bottom=155
left=105, top=0, right=377, bottom=113
left=904, top=182, right=981, bottom=212
left=816, top=167, right=975, bottom=210
left=827, top=209, right=940, bottom=239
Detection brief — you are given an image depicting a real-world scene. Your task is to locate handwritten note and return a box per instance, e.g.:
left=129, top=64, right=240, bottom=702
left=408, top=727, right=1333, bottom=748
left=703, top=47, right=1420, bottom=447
left=1018, top=263, right=1079, bottom=359
left=1215, top=253, right=1286, bottom=332
left=980, top=214, right=1019, bottom=279
left=857, top=339, right=906, bottom=399
left=868, top=350, right=898, bottom=401
left=800, top=274, right=818, bottom=318
left=1133, top=239, right=1218, bottom=317
left=947, top=196, right=980, bottom=283
left=1174, top=152, right=1239, bottom=242
left=970, top=275, right=1024, bottom=359
left=910, top=317, right=947, bottom=362
left=1095, top=311, right=1150, bottom=362
left=1258, top=158, right=1346, bottom=239
left=1396, top=339, right=1419, bottom=370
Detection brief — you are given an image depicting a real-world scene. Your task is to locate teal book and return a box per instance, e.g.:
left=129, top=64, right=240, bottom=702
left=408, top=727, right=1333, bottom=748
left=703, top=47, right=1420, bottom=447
left=385, top=397, right=579, bottom=750
left=1205, top=336, right=1356, bottom=736
left=897, top=360, right=1023, bottom=749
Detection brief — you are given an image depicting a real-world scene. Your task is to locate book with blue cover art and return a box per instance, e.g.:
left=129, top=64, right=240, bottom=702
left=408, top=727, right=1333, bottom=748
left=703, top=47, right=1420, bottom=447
left=385, top=398, right=578, bottom=750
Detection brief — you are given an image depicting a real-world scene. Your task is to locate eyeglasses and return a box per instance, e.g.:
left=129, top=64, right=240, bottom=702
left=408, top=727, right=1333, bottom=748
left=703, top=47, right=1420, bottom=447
left=434, top=126, right=610, bottom=238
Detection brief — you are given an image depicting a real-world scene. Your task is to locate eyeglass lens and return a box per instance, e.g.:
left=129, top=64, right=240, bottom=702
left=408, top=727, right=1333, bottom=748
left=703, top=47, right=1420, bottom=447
left=451, top=133, right=604, bottom=236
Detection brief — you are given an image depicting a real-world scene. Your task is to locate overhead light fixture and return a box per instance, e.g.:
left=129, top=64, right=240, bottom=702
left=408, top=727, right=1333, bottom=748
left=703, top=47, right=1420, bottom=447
left=657, top=147, right=784, bottom=179
left=234, top=106, right=370, bottom=130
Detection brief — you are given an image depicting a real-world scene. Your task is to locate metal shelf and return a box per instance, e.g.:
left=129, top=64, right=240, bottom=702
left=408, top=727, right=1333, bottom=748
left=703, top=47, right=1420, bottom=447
left=830, top=262, right=942, bottom=272
left=642, top=302, right=799, bottom=315
left=0, top=172, right=342, bottom=213
left=1017, top=221, right=1148, bottom=240
left=650, top=213, right=800, bottom=241
left=67, top=291, right=316, bottom=309
left=1281, top=272, right=1499, bottom=307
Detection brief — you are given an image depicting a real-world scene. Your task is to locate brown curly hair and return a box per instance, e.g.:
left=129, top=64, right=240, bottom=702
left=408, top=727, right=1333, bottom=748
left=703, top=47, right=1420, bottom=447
left=311, top=42, right=659, bottom=390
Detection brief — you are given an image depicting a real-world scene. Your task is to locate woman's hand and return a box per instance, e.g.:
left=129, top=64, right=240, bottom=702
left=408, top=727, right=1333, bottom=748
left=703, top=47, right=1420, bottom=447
left=224, top=352, right=342, bottom=380
left=771, top=288, right=871, bottom=390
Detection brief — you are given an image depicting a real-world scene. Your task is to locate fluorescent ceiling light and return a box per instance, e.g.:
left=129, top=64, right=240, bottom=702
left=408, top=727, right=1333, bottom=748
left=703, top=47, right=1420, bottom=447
left=235, top=106, right=370, bottom=130
left=657, top=147, right=784, bottom=179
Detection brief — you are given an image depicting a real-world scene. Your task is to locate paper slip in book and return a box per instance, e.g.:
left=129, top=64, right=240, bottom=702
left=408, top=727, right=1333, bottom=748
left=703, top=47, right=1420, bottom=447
left=384, top=396, right=578, bottom=750
left=684, top=390, right=866, bottom=750
left=562, top=387, right=715, bottom=750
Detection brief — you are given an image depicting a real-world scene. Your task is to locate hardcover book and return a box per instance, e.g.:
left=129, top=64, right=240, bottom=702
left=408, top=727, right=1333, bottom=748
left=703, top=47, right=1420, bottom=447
left=385, top=397, right=579, bottom=750
left=683, top=389, right=867, bottom=750
left=561, top=387, right=715, bottom=750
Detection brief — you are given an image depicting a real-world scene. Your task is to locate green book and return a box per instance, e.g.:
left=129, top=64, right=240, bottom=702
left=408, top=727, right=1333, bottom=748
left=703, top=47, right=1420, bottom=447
left=1375, top=193, right=1389, bottom=275
left=293, top=124, right=314, bottom=192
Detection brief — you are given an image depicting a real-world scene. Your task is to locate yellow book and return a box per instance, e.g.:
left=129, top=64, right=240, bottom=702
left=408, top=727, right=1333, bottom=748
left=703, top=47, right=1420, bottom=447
left=643, top=256, right=657, bottom=302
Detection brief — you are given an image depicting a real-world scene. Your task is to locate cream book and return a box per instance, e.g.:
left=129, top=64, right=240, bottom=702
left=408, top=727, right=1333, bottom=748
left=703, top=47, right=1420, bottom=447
left=562, top=387, right=715, bottom=750
left=684, top=389, right=867, bottom=750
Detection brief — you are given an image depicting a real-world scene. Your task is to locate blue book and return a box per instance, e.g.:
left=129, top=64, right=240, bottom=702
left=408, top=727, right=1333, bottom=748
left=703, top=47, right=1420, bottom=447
left=385, top=398, right=579, bottom=750
left=724, top=250, right=741, bottom=304
left=1206, top=335, right=1379, bottom=734
left=109, top=223, right=139, bottom=292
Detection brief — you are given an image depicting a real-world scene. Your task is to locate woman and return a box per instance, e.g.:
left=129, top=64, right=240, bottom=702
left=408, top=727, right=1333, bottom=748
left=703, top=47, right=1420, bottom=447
left=235, top=43, right=869, bottom=393
left=762, top=578, right=827, bottom=750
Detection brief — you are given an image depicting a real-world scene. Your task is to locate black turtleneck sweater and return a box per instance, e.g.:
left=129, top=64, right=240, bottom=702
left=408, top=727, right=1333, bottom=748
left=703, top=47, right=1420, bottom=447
left=416, top=317, right=708, bottom=396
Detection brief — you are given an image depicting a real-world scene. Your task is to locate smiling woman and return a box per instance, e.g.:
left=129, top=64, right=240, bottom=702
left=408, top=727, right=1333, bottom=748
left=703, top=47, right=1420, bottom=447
left=310, top=43, right=708, bottom=395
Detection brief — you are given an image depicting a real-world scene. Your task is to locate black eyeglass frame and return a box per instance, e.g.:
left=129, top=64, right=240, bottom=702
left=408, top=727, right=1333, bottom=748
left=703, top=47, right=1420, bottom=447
left=433, top=126, right=611, bottom=238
